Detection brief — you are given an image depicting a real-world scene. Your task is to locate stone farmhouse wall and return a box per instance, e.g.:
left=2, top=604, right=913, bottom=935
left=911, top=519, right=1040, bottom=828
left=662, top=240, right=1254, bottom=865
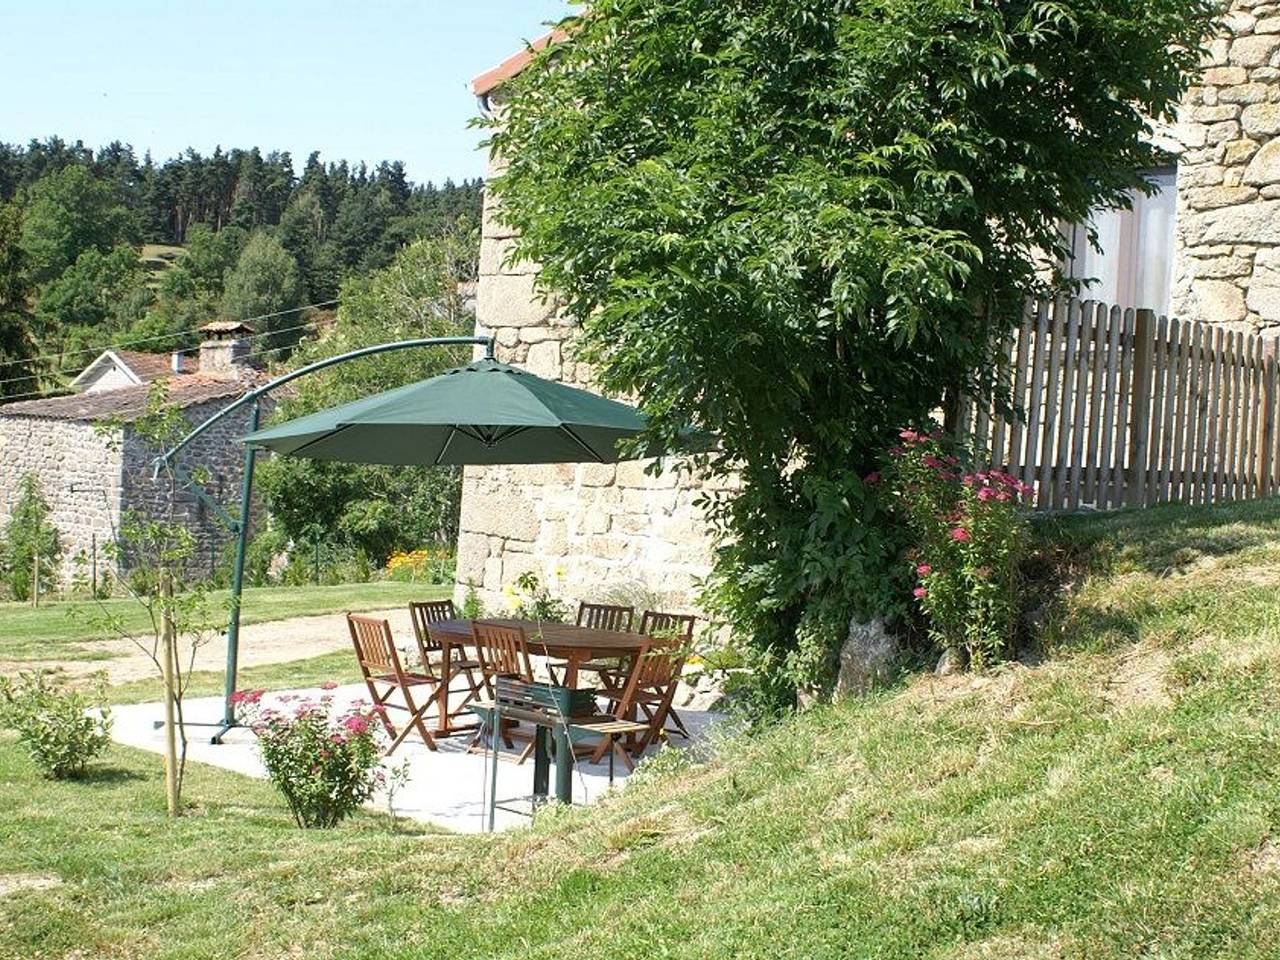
left=119, top=398, right=265, bottom=582
left=455, top=172, right=718, bottom=615
left=1172, top=0, right=1280, bottom=332
left=0, top=396, right=264, bottom=588
left=0, top=416, right=124, bottom=584
left=457, top=7, right=1275, bottom=615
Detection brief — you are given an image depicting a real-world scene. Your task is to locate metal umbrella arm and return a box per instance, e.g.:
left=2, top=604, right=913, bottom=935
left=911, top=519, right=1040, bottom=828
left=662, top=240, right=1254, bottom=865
left=153, top=335, right=495, bottom=743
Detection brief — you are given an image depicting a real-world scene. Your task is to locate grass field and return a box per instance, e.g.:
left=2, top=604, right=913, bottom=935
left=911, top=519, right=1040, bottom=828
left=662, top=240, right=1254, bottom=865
left=2, top=500, right=1280, bottom=958
left=0, top=581, right=449, bottom=664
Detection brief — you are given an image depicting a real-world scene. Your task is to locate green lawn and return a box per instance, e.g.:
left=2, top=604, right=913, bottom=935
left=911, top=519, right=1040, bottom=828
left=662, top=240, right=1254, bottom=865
left=106, top=650, right=362, bottom=705
left=0, top=581, right=448, bottom=664
left=3, top=500, right=1280, bottom=958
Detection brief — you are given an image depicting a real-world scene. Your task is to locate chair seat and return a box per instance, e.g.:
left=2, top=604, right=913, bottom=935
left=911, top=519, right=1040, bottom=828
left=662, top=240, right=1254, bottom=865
left=371, top=671, right=435, bottom=687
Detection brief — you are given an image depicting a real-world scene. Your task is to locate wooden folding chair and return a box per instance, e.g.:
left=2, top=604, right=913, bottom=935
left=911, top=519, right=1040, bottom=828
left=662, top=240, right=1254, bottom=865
left=547, top=601, right=637, bottom=685
left=346, top=613, right=440, bottom=754
left=591, top=638, right=690, bottom=769
left=409, top=600, right=484, bottom=721
left=633, top=610, right=697, bottom=739
left=470, top=621, right=536, bottom=753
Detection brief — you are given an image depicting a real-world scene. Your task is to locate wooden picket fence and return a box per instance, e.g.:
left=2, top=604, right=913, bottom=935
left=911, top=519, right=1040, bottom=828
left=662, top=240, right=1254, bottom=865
left=957, top=298, right=1279, bottom=512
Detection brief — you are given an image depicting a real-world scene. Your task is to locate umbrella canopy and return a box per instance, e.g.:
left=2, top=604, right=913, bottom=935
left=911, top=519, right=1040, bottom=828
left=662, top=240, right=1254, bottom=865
left=241, top=357, right=665, bottom=465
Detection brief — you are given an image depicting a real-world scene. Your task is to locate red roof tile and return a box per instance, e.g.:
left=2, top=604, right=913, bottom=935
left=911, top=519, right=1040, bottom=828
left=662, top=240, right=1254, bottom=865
left=114, top=350, right=179, bottom=383
left=472, top=28, right=569, bottom=96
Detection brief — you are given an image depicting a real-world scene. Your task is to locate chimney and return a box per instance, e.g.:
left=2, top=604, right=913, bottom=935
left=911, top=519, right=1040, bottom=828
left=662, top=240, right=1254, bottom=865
left=197, top=320, right=255, bottom=380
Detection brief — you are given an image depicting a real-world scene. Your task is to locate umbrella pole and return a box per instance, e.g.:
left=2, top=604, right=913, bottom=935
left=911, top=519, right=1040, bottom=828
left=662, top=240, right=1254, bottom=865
left=212, top=399, right=260, bottom=744
left=151, top=335, right=496, bottom=744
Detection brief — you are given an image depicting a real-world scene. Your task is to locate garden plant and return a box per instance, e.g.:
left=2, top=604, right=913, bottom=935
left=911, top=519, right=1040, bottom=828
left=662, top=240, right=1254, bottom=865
left=232, top=686, right=388, bottom=829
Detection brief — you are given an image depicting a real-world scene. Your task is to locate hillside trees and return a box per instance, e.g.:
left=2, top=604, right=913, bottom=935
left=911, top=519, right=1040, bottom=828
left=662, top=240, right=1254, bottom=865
left=19, top=165, right=136, bottom=283
left=220, top=231, right=305, bottom=352
left=256, top=232, right=478, bottom=564
left=487, top=0, right=1219, bottom=708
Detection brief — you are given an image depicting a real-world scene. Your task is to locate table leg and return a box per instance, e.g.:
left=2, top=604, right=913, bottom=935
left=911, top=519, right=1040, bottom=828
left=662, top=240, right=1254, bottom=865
left=533, top=726, right=550, bottom=801
left=554, top=724, right=573, bottom=804
left=563, top=652, right=584, bottom=689
left=488, top=706, right=500, bottom=832
left=436, top=639, right=454, bottom=734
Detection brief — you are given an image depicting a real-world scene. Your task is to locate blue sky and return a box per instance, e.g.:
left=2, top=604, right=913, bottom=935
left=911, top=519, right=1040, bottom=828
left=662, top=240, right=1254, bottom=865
left=0, top=0, right=573, bottom=185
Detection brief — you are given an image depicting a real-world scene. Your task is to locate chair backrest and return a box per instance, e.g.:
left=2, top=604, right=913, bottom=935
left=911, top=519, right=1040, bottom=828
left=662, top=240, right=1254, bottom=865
left=409, top=599, right=457, bottom=655
left=639, top=610, right=697, bottom=645
left=471, top=621, right=533, bottom=681
left=347, top=613, right=403, bottom=677
left=577, top=601, right=634, bottom=633
left=612, top=640, right=689, bottom=718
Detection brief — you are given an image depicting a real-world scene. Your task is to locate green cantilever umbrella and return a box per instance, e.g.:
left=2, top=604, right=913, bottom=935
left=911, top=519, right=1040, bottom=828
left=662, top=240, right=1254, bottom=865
left=242, top=356, right=678, bottom=464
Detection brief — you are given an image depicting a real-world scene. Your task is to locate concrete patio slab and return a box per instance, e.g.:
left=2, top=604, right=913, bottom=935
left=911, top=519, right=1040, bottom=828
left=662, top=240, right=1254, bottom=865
left=110, top=683, right=719, bottom=832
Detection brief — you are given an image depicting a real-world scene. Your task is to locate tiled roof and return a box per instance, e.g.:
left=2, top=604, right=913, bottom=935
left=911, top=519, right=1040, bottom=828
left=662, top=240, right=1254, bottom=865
left=472, top=29, right=569, bottom=96
left=0, top=375, right=261, bottom=423
left=114, top=350, right=178, bottom=383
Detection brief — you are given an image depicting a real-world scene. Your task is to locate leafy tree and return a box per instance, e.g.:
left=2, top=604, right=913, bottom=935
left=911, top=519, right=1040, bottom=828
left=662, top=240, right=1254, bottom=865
left=19, top=164, right=136, bottom=282
left=256, top=233, right=477, bottom=563
left=178, top=222, right=248, bottom=297
left=35, top=243, right=144, bottom=334
left=1, top=474, right=61, bottom=602
left=0, top=201, right=36, bottom=396
left=220, top=230, right=305, bottom=350
left=485, top=0, right=1218, bottom=708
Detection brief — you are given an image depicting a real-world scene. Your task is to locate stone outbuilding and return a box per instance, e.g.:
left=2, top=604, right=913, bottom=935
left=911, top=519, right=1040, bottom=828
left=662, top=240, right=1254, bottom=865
left=0, top=323, right=269, bottom=587
left=456, top=2, right=1280, bottom=615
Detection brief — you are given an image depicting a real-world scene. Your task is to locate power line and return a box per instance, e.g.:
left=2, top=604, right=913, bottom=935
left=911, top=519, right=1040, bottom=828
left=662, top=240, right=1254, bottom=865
left=0, top=320, right=323, bottom=393
left=0, top=302, right=338, bottom=390
left=0, top=299, right=338, bottom=376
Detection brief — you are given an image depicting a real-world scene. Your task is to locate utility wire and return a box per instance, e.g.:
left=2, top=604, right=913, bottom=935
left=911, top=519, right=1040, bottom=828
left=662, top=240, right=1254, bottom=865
left=0, top=302, right=338, bottom=394
left=0, top=299, right=338, bottom=376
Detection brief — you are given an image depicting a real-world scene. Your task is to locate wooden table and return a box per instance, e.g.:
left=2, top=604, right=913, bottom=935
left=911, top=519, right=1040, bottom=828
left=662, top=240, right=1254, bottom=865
left=427, top=618, right=649, bottom=734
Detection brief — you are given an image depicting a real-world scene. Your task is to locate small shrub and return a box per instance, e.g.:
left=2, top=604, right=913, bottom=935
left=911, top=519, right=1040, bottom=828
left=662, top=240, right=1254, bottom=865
left=461, top=579, right=486, bottom=619
left=0, top=671, right=112, bottom=779
left=384, top=546, right=456, bottom=585
left=506, top=571, right=569, bottom=623
left=1, top=474, right=62, bottom=602
left=234, top=688, right=386, bottom=828
left=884, top=429, right=1032, bottom=668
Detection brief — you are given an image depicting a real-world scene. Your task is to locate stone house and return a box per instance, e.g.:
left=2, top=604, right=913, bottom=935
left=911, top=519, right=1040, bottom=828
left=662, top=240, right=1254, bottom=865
left=0, top=323, right=268, bottom=587
left=456, top=3, right=1280, bottom=614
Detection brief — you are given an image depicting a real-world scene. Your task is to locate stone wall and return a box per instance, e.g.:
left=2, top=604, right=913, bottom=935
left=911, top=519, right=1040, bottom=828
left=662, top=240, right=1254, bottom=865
left=455, top=163, right=719, bottom=615
left=0, top=417, right=124, bottom=585
left=0, top=395, right=266, bottom=589
left=1172, top=0, right=1280, bottom=332
left=120, top=397, right=269, bottom=582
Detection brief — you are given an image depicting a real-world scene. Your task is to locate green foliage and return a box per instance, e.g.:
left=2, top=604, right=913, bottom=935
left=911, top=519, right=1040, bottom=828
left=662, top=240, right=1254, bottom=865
left=19, top=164, right=136, bottom=283
left=508, top=571, right=570, bottom=623
left=256, top=234, right=476, bottom=564
left=234, top=689, right=386, bottom=828
left=1, top=474, right=61, bottom=602
left=34, top=243, right=144, bottom=334
left=883, top=430, right=1032, bottom=668
left=461, top=579, right=485, bottom=619
left=486, top=0, right=1217, bottom=710
left=220, top=230, right=305, bottom=351
left=0, top=670, right=111, bottom=779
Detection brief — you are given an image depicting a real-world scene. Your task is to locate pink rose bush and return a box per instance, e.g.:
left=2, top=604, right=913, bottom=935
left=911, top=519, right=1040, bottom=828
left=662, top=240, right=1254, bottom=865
left=231, top=687, right=387, bottom=828
left=884, top=429, right=1031, bottom=668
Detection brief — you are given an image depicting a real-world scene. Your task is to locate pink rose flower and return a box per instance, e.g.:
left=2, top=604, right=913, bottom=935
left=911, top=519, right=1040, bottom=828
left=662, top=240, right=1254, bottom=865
left=913, top=586, right=928, bottom=599
left=950, top=527, right=971, bottom=543
left=916, top=563, right=932, bottom=577
left=863, top=471, right=881, bottom=486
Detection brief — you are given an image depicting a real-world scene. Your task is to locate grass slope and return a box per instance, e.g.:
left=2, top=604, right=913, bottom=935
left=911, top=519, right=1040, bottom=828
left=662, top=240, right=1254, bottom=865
left=3, top=500, right=1280, bottom=959
left=0, top=582, right=448, bottom=663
